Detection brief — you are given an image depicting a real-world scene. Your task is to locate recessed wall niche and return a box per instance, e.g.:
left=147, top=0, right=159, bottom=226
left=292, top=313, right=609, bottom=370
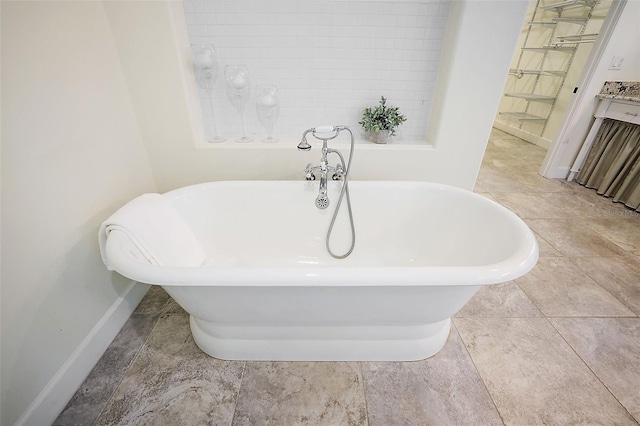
left=182, top=0, right=450, bottom=142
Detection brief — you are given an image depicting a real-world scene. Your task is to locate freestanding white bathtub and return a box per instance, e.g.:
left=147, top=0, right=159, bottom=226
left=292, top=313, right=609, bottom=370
left=102, top=180, right=538, bottom=361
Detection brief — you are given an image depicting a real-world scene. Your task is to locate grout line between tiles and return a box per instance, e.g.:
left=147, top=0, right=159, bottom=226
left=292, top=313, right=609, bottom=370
left=545, top=314, right=639, bottom=318
left=582, top=222, right=638, bottom=255
left=357, top=362, right=372, bottom=426
left=92, top=311, right=164, bottom=426
left=450, top=320, right=506, bottom=426
left=545, top=317, right=640, bottom=425
left=229, top=361, right=248, bottom=426
left=564, top=257, right=640, bottom=318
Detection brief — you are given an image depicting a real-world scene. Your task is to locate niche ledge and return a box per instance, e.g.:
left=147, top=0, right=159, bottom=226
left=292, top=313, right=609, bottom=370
left=195, top=138, right=436, bottom=151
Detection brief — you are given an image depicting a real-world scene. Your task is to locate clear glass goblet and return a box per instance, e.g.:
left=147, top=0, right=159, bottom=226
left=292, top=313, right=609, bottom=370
left=256, top=85, right=279, bottom=143
left=225, top=65, right=252, bottom=143
left=192, top=44, right=225, bottom=143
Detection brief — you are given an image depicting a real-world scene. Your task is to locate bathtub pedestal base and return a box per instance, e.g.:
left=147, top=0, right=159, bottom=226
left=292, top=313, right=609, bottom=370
left=190, top=316, right=452, bottom=361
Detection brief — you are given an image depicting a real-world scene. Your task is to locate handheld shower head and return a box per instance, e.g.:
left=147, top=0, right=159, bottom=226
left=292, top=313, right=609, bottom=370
left=297, top=135, right=312, bottom=151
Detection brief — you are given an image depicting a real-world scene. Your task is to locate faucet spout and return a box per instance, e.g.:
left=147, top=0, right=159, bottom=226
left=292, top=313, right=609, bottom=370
left=315, top=173, right=330, bottom=209
left=319, top=172, right=327, bottom=195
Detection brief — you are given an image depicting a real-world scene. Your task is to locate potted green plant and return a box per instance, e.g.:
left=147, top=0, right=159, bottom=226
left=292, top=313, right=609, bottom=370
left=359, top=96, right=407, bottom=144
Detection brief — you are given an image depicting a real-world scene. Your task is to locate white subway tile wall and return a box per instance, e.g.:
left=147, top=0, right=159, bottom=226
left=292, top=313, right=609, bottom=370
left=183, top=0, right=450, bottom=141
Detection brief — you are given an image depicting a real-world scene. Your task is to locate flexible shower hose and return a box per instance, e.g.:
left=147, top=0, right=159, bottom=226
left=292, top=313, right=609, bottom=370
left=325, top=129, right=356, bottom=259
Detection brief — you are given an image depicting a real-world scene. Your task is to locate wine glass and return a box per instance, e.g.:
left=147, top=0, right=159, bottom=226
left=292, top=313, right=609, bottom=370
left=192, top=44, right=225, bottom=143
left=225, top=65, right=252, bottom=143
left=256, top=85, right=279, bottom=143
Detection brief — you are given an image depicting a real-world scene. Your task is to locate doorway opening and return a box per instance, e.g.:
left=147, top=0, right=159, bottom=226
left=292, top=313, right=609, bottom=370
left=493, top=0, right=613, bottom=157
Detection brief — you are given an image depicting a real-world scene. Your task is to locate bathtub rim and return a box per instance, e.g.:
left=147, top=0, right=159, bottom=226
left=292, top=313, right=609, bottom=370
left=105, top=233, right=539, bottom=288
left=105, top=180, right=539, bottom=286
left=103, top=179, right=539, bottom=287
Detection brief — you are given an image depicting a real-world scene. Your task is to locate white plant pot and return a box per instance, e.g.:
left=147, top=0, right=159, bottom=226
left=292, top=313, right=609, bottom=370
left=372, top=129, right=390, bottom=144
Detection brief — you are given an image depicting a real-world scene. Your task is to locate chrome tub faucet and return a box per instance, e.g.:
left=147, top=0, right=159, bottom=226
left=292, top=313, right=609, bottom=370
left=298, top=126, right=347, bottom=209
left=298, top=125, right=356, bottom=258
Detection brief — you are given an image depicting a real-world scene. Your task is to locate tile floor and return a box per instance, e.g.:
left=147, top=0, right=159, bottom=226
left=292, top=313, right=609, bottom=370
left=56, top=129, right=640, bottom=425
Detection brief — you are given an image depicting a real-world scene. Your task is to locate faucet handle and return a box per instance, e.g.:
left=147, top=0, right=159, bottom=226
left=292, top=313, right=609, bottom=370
left=332, top=163, right=345, bottom=180
left=304, top=163, right=316, bottom=180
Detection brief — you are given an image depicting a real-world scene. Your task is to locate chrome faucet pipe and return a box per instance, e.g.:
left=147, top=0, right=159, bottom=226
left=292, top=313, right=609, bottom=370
left=299, top=125, right=349, bottom=181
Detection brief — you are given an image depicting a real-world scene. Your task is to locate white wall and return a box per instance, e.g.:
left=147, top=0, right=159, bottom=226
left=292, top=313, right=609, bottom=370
left=1, top=0, right=528, bottom=424
left=0, top=2, right=157, bottom=425
left=542, top=0, right=640, bottom=178
left=182, top=0, right=451, bottom=141
left=109, top=0, right=528, bottom=192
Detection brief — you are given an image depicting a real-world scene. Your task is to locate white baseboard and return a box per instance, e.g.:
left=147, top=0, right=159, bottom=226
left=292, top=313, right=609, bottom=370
left=543, top=165, right=571, bottom=180
left=493, top=120, right=552, bottom=150
left=14, top=280, right=149, bottom=426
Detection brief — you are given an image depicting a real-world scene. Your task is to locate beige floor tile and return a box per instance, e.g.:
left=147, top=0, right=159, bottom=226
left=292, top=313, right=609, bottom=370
left=232, top=362, right=367, bottom=426
left=493, top=192, right=572, bottom=219
left=362, top=326, right=502, bottom=426
left=570, top=185, right=640, bottom=216
left=133, top=285, right=171, bottom=315
left=516, top=257, right=634, bottom=317
left=473, top=179, right=493, bottom=194
left=96, top=314, right=244, bottom=426
left=551, top=318, right=640, bottom=417
left=587, top=218, right=640, bottom=255
left=570, top=256, right=640, bottom=316
left=486, top=157, right=542, bottom=175
left=162, top=296, right=188, bottom=315
left=541, top=190, right=633, bottom=220
left=455, top=318, right=638, bottom=426
left=455, top=282, right=542, bottom=318
left=506, top=149, right=545, bottom=162
left=516, top=173, right=571, bottom=193
left=476, top=168, right=530, bottom=193
left=54, top=314, right=159, bottom=426
left=482, top=156, right=517, bottom=168
left=486, top=134, right=526, bottom=150
left=534, top=232, right=563, bottom=257
left=526, top=218, right=627, bottom=257
left=474, top=192, right=498, bottom=203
